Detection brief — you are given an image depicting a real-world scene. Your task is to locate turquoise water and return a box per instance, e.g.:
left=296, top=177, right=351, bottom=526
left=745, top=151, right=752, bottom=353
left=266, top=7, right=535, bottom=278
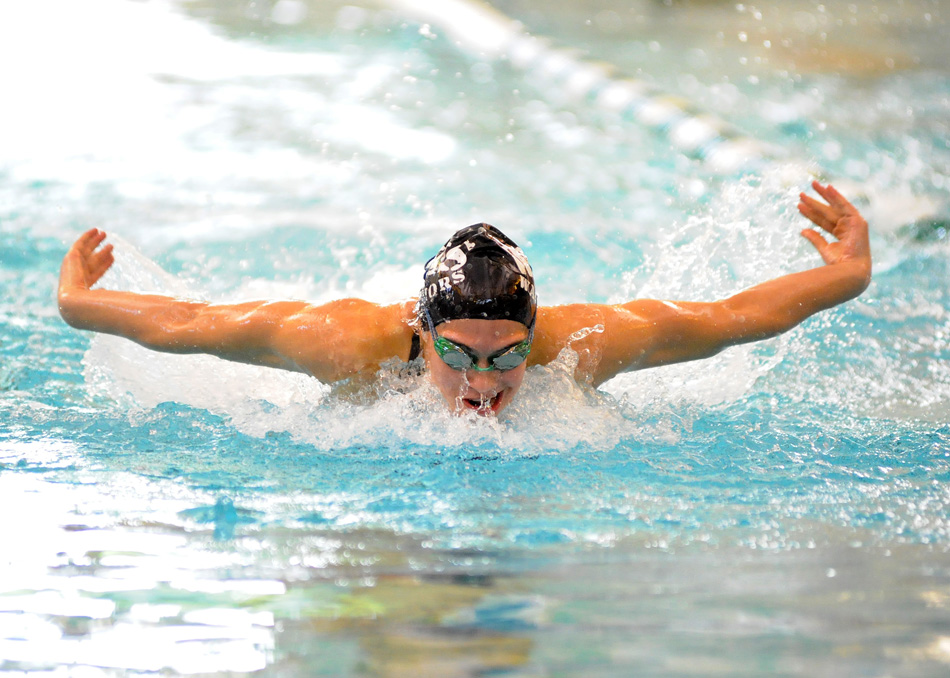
left=2, top=0, right=949, bottom=674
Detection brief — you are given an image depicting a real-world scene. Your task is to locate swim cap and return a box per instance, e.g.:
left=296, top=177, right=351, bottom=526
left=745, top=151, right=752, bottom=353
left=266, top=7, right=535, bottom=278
left=420, top=223, right=537, bottom=328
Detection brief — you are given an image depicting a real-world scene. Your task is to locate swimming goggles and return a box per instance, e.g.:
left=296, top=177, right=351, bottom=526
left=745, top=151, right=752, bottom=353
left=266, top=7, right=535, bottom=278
left=422, top=306, right=533, bottom=372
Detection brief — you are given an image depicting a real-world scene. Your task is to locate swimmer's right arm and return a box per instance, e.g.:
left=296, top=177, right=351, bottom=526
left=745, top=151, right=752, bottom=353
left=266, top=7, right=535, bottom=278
left=58, top=229, right=414, bottom=382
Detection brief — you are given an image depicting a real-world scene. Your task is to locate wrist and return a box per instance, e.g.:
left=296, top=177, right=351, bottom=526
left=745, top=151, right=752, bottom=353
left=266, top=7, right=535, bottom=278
left=834, top=257, right=872, bottom=298
left=848, top=255, right=872, bottom=282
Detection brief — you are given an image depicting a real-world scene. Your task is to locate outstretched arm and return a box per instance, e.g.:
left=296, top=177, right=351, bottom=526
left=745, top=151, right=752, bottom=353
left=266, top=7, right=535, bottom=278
left=534, top=182, right=872, bottom=386
left=58, top=229, right=414, bottom=382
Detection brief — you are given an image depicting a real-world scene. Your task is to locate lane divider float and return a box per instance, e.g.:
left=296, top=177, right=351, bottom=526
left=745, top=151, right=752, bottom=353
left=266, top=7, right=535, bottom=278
left=385, top=0, right=781, bottom=173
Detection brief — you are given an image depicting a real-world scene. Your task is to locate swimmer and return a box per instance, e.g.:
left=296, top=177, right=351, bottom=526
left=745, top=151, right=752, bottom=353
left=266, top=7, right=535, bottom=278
left=58, top=181, right=871, bottom=416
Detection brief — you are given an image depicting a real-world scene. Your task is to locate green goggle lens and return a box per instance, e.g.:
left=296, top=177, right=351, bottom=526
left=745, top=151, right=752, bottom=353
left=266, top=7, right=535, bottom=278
left=433, top=336, right=530, bottom=372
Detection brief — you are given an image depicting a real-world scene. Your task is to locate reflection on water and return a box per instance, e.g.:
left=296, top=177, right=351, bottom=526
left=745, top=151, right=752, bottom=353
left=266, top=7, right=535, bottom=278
left=2, top=0, right=949, bottom=675
left=3, top=472, right=949, bottom=675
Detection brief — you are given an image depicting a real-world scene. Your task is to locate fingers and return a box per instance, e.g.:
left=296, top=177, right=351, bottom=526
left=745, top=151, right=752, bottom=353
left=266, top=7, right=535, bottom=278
left=64, top=229, right=115, bottom=288
left=800, top=229, right=838, bottom=266
left=798, top=181, right=853, bottom=234
left=74, top=228, right=110, bottom=259
left=75, top=228, right=108, bottom=256
left=800, top=228, right=827, bottom=252
left=89, top=243, right=115, bottom=280
left=798, top=195, right=835, bottom=232
left=810, top=180, right=856, bottom=213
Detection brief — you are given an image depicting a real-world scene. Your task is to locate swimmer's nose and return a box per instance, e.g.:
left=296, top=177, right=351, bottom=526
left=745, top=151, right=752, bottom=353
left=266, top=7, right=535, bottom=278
left=465, top=368, right=500, bottom=392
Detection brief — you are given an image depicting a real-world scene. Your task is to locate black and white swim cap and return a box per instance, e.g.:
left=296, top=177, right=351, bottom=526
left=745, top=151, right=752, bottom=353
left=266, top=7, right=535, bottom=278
left=420, top=223, right=537, bottom=328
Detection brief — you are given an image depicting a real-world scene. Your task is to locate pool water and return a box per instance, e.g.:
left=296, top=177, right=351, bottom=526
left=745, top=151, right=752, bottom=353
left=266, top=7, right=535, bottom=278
left=2, top=0, right=949, bottom=675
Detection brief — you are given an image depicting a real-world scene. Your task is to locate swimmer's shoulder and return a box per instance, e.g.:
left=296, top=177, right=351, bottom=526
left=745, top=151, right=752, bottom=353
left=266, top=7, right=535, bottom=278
left=530, top=301, right=675, bottom=384
left=530, top=304, right=606, bottom=366
left=278, top=298, right=419, bottom=382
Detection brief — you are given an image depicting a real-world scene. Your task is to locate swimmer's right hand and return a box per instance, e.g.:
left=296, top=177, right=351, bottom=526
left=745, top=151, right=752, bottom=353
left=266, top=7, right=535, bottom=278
left=59, top=228, right=114, bottom=292
left=58, top=228, right=115, bottom=325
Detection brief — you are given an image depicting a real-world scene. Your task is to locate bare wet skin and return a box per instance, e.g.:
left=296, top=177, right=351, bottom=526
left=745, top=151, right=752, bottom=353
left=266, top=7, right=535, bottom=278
left=425, top=318, right=531, bottom=417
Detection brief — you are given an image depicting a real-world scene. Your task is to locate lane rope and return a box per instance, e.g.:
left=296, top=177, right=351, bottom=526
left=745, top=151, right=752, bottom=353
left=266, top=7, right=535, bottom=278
left=385, top=0, right=781, bottom=173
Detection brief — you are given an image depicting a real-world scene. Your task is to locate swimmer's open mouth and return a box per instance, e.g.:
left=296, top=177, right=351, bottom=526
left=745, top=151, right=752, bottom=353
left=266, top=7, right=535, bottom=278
left=461, top=392, right=503, bottom=415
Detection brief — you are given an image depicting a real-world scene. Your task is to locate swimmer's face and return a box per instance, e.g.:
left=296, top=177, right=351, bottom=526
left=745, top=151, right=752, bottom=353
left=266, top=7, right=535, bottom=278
left=422, top=318, right=530, bottom=416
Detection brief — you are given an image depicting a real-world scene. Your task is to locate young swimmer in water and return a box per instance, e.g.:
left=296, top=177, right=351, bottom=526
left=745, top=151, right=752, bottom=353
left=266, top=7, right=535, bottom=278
left=58, top=181, right=871, bottom=416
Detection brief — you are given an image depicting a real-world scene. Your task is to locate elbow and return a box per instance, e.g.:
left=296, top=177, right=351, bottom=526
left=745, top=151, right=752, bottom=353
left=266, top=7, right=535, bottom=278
left=141, top=304, right=240, bottom=354
left=136, top=312, right=201, bottom=352
left=752, top=312, right=796, bottom=339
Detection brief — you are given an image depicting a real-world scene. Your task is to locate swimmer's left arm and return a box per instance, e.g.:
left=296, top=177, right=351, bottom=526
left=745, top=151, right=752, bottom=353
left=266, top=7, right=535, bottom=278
left=583, top=181, right=871, bottom=384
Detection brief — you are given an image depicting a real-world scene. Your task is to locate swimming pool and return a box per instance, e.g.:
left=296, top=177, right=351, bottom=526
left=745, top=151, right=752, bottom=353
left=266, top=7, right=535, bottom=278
left=1, top=0, right=948, bottom=674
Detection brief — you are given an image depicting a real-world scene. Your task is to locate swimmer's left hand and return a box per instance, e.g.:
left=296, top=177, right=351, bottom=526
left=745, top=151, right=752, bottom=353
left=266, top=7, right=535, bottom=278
left=797, top=181, right=871, bottom=279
